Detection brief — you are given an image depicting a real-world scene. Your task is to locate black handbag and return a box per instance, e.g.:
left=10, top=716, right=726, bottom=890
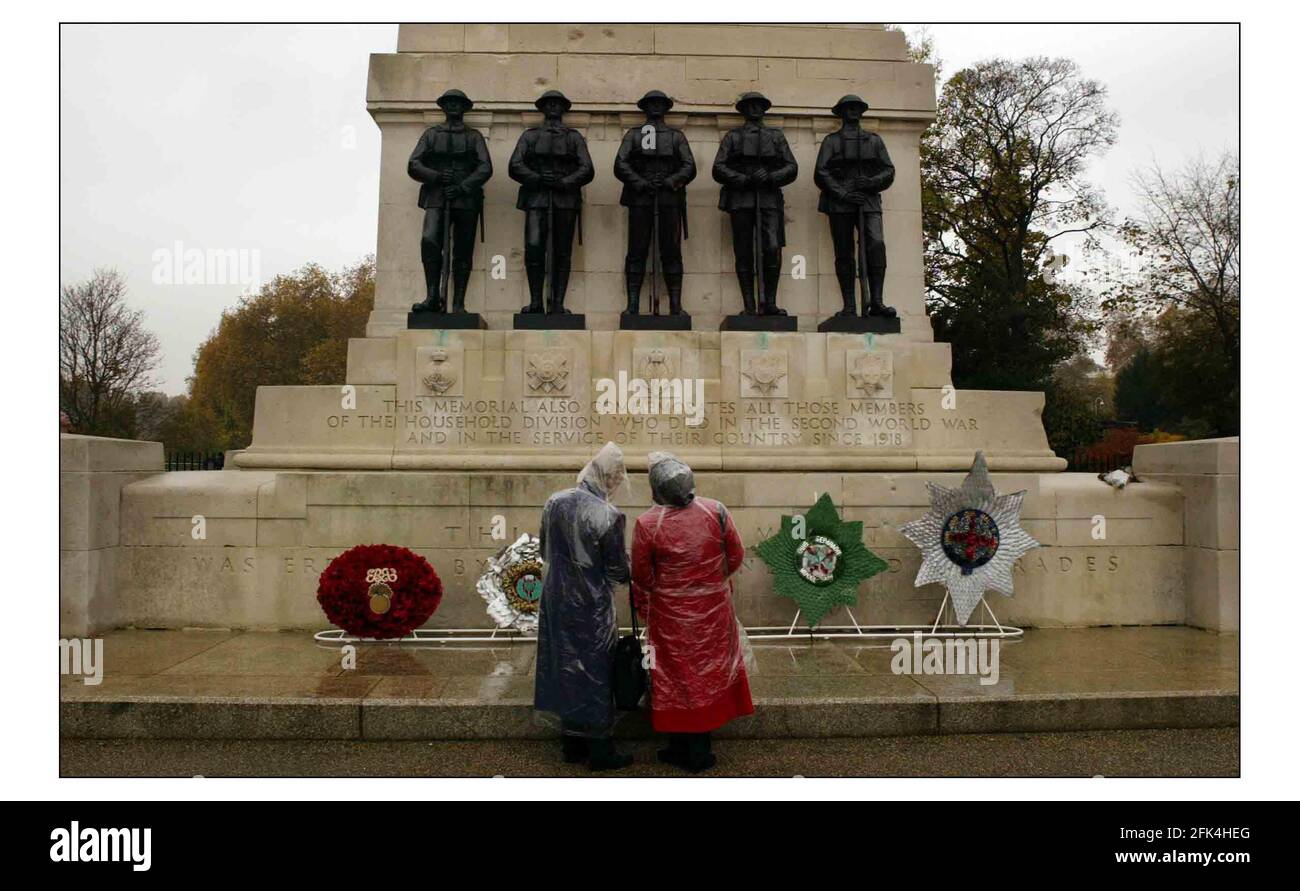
left=613, top=585, right=648, bottom=711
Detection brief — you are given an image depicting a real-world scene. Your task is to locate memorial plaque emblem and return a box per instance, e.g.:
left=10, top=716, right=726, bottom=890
left=740, top=350, right=789, bottom=398
left=415, top=345, right=463, bottom=397
left=420, top=348, right=458, bottom=395
left=847, top=349, right=894, bottom=398
left=526, top=349, right=571, bottom=395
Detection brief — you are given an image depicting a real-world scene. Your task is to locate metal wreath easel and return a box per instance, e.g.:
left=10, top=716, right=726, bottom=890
left=742, top=593, right=1022, bottom=641
left=313, top=626, right=537, bottom=647
left=313, top=591, right=1021, bottom=648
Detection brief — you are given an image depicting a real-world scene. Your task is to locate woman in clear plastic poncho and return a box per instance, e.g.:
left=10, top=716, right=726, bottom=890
left=632, top=451, right=753, bottom=772
left=533, top=442, right=634, bottom=771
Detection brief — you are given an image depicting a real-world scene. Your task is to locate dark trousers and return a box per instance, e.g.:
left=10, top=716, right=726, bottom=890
left=523, top=208, right=579, bottom=309
left=625, top=204, right=683, bottom=278
left=728, top=208, right=783, bottom=280
left=829, top=210, right=886, bottom=277
left=420, top=206, right=480, bottom=303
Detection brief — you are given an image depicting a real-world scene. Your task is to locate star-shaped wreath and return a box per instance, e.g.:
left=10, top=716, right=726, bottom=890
left=755, top=493, right=887, bottom=628
left=898, top=451, right=1041, bottom=626
left=477, top=533, right=544, bottom=633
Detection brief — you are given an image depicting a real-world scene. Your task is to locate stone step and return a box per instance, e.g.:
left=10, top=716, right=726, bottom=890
left=60, top=688, right=1237, bottom=742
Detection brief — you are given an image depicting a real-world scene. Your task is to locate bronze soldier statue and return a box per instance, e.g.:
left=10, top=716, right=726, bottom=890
left=713, top=92, right=798, bottom=318
left=509, top=90, right=594, bottom=317
left=613, top=90, right=696, bottom=320
left=813, top=94, right=897, bottom=325
left=407, top=89, right=492, bottom=315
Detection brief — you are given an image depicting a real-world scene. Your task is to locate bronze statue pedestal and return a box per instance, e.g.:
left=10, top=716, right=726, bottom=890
left=620, top=311, right=691, bottom=331
left=407, top=311, right=487, bottom=330
left=720, top=313, right=797, bottom=332
left=816, top=314, right=900, bottom=334
left=513, top=312, right=586, bottom=330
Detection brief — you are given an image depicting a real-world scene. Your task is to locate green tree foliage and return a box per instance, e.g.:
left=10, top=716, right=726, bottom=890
left=1042, top=354, right=1113, bottom=456
left=1112, top=305, right=1236, bottom=439
left=920, top=57, right=1119, bottom=454
left=174, top=257, right=375, bottom=451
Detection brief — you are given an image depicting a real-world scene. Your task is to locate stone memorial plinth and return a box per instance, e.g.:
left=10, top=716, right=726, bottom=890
left=232, top=329, right=1063, bottom=473
left=90, top=25, right=1224, bottom=636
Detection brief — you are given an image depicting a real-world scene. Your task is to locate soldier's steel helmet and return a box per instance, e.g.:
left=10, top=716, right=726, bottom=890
left=734, top=91, right=772, bottom=113
left=436, top=89, right=473, bottom=110
left=535, top=90, right=573, bottom=111
left=637, top=89, right=675, bottom=111
left=831, top=94, right=870, bottom=117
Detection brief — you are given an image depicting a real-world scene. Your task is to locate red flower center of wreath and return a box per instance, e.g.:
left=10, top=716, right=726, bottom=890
left=316, top=544, right=443, bottom=639
left=941, top=509, right=1000, bottom=575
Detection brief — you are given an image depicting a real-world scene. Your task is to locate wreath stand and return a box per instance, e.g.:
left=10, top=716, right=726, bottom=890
left=313, top=594, right=1022, bottom=647
left=743, top=593, right=1022, bottom=641
left=313, top=626, right=536, bottom=647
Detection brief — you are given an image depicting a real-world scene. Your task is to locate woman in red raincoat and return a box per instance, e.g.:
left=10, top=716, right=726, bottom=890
left=632, top=452, right=753, bottom=772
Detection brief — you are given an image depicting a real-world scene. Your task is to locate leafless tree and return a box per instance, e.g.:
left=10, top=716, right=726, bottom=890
left=1106, top=151, right=1240, bottom=376
left=59, top=269, right=161, bottom=436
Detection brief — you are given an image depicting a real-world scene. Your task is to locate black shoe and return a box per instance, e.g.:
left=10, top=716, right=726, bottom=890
left=657, top=748, right=686, bottom=766
left=520, top=301, right=545, bottom=314
left=588, top=739, right=633, bottom=771
left=411, top=297, right=442, bottom=313
left=866, top=301, right=897, bottom=318
left=657, top=737, right=689, bottom=767
left=561, top=737, right=589, bottom=764
left=683, top=752, right=717, bottom=773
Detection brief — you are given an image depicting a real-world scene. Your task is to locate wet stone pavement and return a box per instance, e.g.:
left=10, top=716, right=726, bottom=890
left=59, top=626, right=1238, bottom=747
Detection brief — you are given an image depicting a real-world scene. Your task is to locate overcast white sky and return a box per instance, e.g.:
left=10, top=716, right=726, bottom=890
left=59, top=23, right=1238, bottom=395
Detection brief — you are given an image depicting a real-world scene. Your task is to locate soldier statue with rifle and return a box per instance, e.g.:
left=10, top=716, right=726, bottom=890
left=509, top=90, right=594, bottom=320
left=712, top=91, right=798, bottom=321
left=613, top=89, right=696, bottom=325
left=407, top=88, right=492, bottom=316
left=813, top=94, right=898, bottom=330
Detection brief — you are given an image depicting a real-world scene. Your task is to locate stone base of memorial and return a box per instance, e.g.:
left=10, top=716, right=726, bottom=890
left=817, top=314, right=902, bottom=334
left=619, top=310, right=692, bottom=331
left=513, top=312, right=586, bottom=330
left=720, top=313, right=798, bottom=332
left=407, top=311, right=487, bottom=330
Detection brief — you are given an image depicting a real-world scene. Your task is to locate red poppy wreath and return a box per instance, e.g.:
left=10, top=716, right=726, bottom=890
left=316, top=544, right=443, bottom=638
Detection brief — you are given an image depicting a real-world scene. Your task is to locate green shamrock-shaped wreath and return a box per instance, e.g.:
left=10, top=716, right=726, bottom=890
left=755, top=492, right=888, bottom=629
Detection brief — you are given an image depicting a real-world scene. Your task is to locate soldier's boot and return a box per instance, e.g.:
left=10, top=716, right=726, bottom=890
left=624, top=265, right=644, bottom=315
left=412, top=263, right=443, bottom=313
left=522, top=266, right=545, bottom=313
left=736, top=270, right=758, bottom=315
left=666, top=272, right=685, bottom=316
left=865, top=267, right=896, bottom=317
left=548, top=267, right=573, bottom=315
left=451, top=268, right=471, bottom=314
left=834, top=258, right=858, bottom=316
left=761, top=261, right=786, bottom=315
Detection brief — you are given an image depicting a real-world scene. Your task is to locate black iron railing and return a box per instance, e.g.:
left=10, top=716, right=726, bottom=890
left=165, top=450, right=226, bottom=471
